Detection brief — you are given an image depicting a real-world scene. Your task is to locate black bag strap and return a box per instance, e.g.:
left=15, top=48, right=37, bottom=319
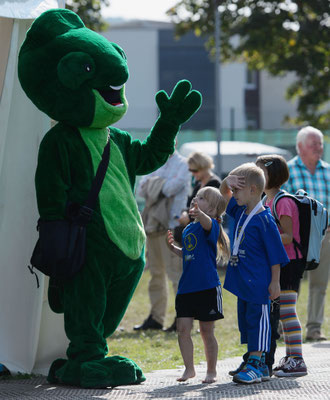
left=76, top=131, right=111, bottom=224
left=85, top=132, right=110, bottom=209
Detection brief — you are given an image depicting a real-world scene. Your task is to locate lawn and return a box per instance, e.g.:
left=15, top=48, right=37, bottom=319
left=107, top=268, right=330, bottom=373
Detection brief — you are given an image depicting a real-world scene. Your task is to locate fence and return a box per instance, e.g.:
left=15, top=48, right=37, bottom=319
left=130, top=129, right=330, bottom=162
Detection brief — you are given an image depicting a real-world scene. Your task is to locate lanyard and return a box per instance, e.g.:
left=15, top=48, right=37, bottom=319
left=232, top=201, right=263, bottom=256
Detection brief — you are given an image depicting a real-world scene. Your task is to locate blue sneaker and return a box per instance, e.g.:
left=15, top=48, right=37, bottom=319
left=259, top=363, right=270, bottom=381
left=229, top=361, right=246, bottom=376
left=233, top=364, right=262, bottom=384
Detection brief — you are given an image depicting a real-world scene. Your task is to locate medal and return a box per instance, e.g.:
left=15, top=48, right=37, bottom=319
left=230, top=255, right=239, bottom=266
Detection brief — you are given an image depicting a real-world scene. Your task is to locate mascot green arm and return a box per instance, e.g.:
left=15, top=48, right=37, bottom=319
left=18, top=8, right=202, bottom=389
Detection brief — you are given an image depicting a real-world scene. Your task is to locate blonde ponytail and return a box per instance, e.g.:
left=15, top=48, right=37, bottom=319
left=195, top=186, right=231, bottom=263
left=217, top=224, right=230, bottom=264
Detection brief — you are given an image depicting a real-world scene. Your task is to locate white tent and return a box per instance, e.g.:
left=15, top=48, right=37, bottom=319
left=0, top=0, right=68, bottom=374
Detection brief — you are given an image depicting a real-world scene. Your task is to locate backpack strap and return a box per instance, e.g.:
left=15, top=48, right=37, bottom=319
left=272, top=190, right=303, bottom=259
left=270, top=190, right=287, bottom=225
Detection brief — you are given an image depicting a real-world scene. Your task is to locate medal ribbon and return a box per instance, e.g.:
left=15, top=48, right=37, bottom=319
left=232, top=201, right=263, bottom=256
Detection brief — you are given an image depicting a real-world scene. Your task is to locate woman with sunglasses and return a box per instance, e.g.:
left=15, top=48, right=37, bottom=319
left=177, top=152, right=221, bottom=232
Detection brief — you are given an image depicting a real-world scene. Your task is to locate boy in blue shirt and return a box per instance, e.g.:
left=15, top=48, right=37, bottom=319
left=220, top=163, right=289, bottom=384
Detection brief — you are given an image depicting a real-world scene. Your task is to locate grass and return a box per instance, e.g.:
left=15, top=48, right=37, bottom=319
left=107, top=268, right=330, bottom=373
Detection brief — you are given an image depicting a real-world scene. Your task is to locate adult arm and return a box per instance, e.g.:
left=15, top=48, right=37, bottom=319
left=136, top=173, right=154, bottom=198
left=162, top=158, right=190, bottom=197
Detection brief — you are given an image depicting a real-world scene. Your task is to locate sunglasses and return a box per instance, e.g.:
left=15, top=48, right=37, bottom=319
left=189, top=169, right=198, bottom=173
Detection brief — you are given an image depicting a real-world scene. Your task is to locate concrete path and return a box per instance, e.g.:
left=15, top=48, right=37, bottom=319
left=1, top=341, right=329, bottom=399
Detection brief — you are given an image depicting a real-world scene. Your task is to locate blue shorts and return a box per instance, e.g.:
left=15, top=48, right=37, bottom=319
left=237, top=298, right=271, bottom=352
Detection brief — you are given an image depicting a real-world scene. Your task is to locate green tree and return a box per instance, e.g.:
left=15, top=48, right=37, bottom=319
left=167, top=0, right=330, bottom=129
left=66, top=0, right=110, bottom=31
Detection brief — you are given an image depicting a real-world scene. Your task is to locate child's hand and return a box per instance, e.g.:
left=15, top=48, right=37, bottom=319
left=226, top=175, right=245, bottom=191
left=268, top=280, right=281, bottom=300
left=178, top=210, right=190, bottom=226
left=188, top=202, right=200, bottom=220
left=167, top=230, right=175, bottom=249
left=166, top=229, right=183, bottom=258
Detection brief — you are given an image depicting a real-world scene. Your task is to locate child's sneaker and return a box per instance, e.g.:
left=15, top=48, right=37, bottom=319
left=259, top=363, right=271, bottom=381
left=273, top=356, right=289, bottom=372
left=233, top=364, right=262, bottom=384
left=228, top=361, right=246, bottom=376
left=274, top=357, right=307, bottom=377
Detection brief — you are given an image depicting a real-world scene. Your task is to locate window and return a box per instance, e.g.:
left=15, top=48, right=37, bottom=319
left=245, top=69, right=258, bottom=89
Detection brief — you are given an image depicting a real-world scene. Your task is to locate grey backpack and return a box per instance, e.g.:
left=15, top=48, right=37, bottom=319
left=265, top=189, right=328, bottom=270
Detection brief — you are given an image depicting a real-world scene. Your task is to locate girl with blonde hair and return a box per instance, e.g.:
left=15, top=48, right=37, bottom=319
left=167, top=186, right=230, bottom=383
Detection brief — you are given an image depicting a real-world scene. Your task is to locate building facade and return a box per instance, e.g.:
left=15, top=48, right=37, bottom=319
left=102, top=19, right=298, bottom=132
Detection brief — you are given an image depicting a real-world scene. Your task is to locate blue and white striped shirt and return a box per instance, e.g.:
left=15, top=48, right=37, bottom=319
left=282, top=156, right=330, bottom=215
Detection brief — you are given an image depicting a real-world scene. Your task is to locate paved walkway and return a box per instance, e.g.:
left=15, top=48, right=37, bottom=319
left=1, top=341, right=330, bottom=399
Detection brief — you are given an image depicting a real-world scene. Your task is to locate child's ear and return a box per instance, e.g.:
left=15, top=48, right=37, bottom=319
left=250, top=184, right=257, bottom=194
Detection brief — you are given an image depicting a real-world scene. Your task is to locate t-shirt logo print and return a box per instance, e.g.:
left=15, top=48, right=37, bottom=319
left=184, top=233, right=197, bottom=251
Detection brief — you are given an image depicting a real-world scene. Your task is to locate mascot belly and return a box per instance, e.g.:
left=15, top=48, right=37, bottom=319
left=18, top=8, right=201, bottom=388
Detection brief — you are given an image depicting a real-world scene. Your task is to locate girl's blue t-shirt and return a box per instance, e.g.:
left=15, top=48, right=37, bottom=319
left=178, top=218, right=220, bottom=294
left=224, top=197, right=289, bottom=304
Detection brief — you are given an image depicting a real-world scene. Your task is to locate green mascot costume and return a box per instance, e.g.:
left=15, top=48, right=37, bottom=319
left=18, top=8, right=201, bottom=388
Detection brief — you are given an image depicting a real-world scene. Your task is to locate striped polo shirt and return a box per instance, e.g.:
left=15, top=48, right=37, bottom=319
left=282, top=155, right=330, bottom=219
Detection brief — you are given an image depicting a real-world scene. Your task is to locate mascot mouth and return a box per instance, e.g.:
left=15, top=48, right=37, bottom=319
left=98, top=84, right=124, bottom=107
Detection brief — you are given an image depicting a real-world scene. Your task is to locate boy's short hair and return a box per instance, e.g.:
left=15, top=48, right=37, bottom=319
left=256, top=154, right=289, bottom=189
left=229, top=162, right=265, bottom=194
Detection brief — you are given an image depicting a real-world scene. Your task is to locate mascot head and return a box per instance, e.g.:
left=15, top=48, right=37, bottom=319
left=18, top=8, right=129, bottom=128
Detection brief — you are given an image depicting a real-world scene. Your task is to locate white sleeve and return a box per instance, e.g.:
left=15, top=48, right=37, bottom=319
left=136, top=173, right=153, bottom=198
left=162, top=161, right=190, bottom=198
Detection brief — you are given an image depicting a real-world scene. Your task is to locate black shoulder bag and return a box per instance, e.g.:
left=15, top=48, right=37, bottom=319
left=29, top=136, right=110, bottom=285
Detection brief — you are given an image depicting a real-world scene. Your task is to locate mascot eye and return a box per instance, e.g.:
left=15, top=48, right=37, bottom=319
left=58, top=52, right=95, bottom=90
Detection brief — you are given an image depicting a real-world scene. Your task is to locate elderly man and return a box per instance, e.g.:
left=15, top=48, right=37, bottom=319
left=283, top=126, right=330, bottom=341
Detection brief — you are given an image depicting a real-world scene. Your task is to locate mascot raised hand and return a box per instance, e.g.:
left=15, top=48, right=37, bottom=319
left=18, top=8, right=201, bottom=388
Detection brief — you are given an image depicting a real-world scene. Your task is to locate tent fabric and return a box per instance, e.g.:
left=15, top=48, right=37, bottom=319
left=0, top=1, right=68, bottom=375
left=0, top=17, right=13, bottom=99
left=0, top=0, right=65, bottom=19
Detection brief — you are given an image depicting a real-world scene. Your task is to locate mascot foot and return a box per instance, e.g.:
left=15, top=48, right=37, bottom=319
left=80, top=356, right=146, bottom=388
left=47, top=359, right=67, bottom=383
left=47, top=356, right=145, bottom=388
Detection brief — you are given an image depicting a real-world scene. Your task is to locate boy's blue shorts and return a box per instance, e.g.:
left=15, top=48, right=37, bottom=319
left=237, top=298, right=271, bottom=353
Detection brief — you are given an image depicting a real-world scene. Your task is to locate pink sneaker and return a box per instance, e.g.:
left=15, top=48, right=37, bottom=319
left=274, top=357, right=307, bottom=377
